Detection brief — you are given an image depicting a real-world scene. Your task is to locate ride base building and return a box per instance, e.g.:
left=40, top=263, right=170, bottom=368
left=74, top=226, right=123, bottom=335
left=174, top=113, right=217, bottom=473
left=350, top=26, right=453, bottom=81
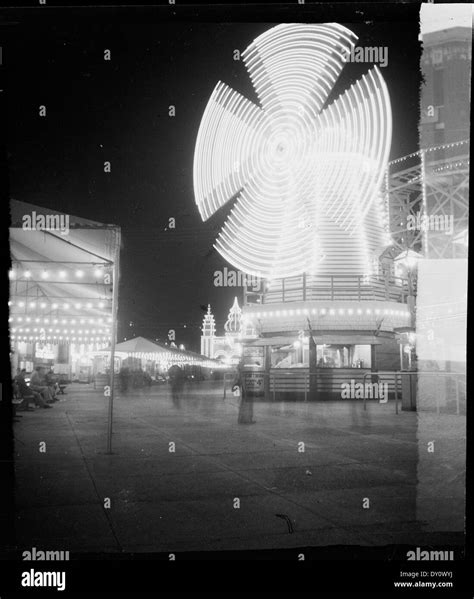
left=239, top=270, right=412, bottom=402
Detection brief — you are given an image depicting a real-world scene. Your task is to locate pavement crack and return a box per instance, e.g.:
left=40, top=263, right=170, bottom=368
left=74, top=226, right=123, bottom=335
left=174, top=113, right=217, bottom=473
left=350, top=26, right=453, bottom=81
left=275, top=513, right=294, bottom=533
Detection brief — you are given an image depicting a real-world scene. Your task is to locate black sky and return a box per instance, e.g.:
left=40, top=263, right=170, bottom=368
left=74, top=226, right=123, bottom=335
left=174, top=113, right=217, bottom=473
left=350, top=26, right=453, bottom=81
left=3, top=7, right=422, bottom=351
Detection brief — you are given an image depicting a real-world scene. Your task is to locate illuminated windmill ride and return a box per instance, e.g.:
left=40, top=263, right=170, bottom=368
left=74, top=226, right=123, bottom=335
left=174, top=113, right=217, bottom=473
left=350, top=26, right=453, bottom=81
left=193, top=24, right=412, bottom=399
left=193, top=23, right=393, bottom=281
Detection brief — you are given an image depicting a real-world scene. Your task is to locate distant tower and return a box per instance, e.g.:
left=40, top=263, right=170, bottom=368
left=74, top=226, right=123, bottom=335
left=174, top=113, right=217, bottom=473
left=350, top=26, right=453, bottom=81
left=201, top=305, right=216, bottom=358
left=419, top=26, right=470, bottom=258
left=224, top=297, right=242, bottom=338
left=420, top=27, right=471, bottom=158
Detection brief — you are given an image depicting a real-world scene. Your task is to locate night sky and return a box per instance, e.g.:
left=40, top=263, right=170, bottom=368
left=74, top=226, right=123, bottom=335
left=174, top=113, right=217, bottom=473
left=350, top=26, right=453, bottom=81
left=4, top=7, right=421, bottom=352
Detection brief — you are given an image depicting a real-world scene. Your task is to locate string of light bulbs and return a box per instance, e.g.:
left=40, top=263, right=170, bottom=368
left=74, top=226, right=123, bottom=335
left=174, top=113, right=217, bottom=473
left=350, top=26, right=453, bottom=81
left=389, top=139, right=469, bottom=167
left=8, top=300, right=111, bottom=310
left=9, top=267, right=110, bottom=280
left=244, top=306, right=410, bottom=318
left=9, top=316, right=112, bottom=325
left=11, top=335, right=110, bottom=342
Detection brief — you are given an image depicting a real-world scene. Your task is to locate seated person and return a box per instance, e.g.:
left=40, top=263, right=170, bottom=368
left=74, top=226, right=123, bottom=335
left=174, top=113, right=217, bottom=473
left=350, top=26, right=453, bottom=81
left=45, top=368, right=60, bottom=400
left=29, top=366, right=55, bottom=404
left=15, top=369, right=51, bottom=409
left=13, top=368, right=21, bottom=399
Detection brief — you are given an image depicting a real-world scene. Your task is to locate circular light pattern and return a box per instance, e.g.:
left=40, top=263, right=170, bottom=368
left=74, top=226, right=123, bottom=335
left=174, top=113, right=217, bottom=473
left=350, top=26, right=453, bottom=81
left=194, top=23, right=392, bottom=279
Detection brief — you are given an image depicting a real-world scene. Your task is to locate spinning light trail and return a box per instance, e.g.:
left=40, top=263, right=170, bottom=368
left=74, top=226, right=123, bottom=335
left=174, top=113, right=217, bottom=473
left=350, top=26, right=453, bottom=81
left=193, top=23, right=392, bottom=279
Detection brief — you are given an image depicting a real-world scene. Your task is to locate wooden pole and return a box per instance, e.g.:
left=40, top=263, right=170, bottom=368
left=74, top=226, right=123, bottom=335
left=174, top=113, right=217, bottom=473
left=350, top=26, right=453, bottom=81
left=106, top=228, right=121, bottom=454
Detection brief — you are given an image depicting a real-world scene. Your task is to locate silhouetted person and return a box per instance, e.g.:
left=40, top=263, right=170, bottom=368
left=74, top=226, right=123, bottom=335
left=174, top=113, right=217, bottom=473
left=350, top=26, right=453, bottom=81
left=45, top=368, right=59, bottom=401
left=16, top=369, right=51, bottom=409
left=119, top=366, right=131, bottom=392
left=30, top=366, right=54, bottom=404
left=233, top=360, right=255, bottom=424
left=168, top=365, right=184, bottom=408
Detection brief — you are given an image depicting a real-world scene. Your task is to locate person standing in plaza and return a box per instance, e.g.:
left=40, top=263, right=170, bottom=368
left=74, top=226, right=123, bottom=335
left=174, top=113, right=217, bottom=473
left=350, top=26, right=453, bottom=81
left=233, top=359, right=255, bottom=425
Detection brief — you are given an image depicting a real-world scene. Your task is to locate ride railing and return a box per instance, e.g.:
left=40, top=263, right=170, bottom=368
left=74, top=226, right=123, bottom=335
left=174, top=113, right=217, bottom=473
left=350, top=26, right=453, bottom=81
left=268, top=369, right=402, bottom=402
left=245, top=274, right=409, bottom=305
left=223, top=369, right=466, bottom=416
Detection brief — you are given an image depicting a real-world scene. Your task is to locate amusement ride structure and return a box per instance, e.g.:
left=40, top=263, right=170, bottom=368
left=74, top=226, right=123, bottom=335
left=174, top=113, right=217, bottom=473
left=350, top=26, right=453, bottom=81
left=193, top=23, right=469, bottom=401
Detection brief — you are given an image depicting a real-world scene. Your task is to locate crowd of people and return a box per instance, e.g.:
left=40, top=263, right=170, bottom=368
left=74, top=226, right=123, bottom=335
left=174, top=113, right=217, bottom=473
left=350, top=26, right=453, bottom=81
left=13, top=366, right=64, bottom=412
left=118, top=367, right=153, bottom=391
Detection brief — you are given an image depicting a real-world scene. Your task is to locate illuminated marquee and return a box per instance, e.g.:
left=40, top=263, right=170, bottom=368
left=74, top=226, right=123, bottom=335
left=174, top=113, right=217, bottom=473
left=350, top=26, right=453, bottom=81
left=193, top=23, right=392, bottom=279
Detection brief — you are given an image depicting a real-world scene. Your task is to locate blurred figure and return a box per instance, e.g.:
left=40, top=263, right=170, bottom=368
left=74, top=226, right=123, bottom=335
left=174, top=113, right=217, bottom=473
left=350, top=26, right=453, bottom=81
left=168, top=365, right=184, bottom=408
left=17, top=369, right=51, bottom=409
left=119, top=366, right=131, bottom=392
left=45, top=368, right=60, bottom=401
left=233, top=360, right=255, bottom=424
left=30, top=366, right=55, bottom=404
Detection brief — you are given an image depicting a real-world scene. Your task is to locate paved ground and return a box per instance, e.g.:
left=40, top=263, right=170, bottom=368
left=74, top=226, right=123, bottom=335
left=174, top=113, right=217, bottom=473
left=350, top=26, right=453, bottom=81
left=11, top=382, right=465, bottom=554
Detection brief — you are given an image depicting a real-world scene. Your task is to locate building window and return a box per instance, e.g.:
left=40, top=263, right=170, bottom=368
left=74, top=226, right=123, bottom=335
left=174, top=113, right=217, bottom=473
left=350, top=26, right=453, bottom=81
left=271, top=344, right=308, bottom=368
left=316, top=344, right=372, bottom=368
left=432, top=49, right=443, bottom=65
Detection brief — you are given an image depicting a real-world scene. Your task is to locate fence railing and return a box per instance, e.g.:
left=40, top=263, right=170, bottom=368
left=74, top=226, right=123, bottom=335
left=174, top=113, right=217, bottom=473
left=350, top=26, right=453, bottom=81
left=245, top=274, right=410, bottom=305
left=223, top=369, right=466, bottom=416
